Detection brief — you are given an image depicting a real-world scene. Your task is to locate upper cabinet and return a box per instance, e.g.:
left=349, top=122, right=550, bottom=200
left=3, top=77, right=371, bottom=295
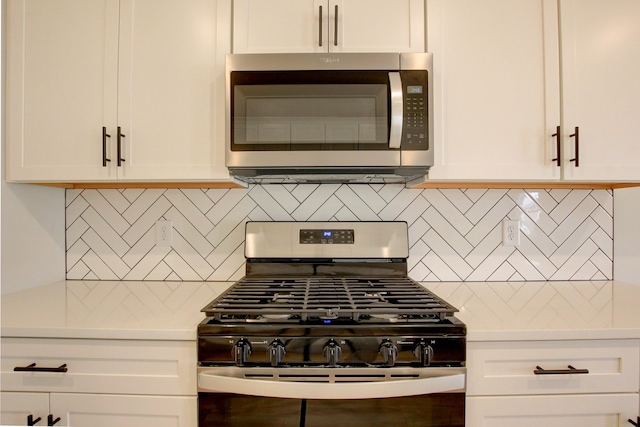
left=233, top=0, right=425, bottom=54
left=559, top=0, right=640, bottom=181
left=6, top=0, right=229, bottom=183
left=427, top=0, right=640, bottom=182
left=426, top=0, right=561, bottom=181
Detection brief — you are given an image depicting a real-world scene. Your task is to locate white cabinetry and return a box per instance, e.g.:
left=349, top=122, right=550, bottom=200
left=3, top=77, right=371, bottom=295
left=427, top=0, right=640, bottom=182
left=0, top=392, right=49, bottom=426
left=466, top=339, right=640, bottom=425
left=0, top=338, right=197, bottom=426
left=233, top=0, right=425, bottom=53
left=6, top=0, right=229, bottom=183
left=1, top=392, right=195, bottom=427
left=559, top=0, right=640, bottom=181
left=426, top=0, right=560, bottom=181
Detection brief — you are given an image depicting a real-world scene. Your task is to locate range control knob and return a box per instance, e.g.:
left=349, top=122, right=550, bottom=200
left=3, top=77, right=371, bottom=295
left=268, top=339, right=286, bottom=367
left=378, top=339, right=398, bottom=367
left=233, top=338, right=252, bottom=366
left=413, top=341, right=434, bottom=366
left=322, top=339, right=342, bottom=367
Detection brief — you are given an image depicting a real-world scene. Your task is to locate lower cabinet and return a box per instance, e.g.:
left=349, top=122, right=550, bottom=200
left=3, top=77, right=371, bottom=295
left=0, top=338, right=198, bottom=426
left=467, top=394, right=638, bottom=426
left=1, top=392, right=49, bottom=426
left=1, top=392, right=196, bottom=427
left=466, top=339, right=640, bottom=426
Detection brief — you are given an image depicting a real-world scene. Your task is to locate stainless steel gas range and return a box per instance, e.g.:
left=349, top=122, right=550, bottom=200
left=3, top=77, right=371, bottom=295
left=197, top=222, right=466, bottom=427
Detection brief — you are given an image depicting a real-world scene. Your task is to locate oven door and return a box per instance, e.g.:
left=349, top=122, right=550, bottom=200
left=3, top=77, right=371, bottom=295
left=198, top=367, right=465, bottom=427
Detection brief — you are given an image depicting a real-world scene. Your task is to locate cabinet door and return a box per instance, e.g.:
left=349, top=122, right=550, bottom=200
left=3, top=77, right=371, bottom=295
left=5, top=0, right=119, bottom=182
left=233, top=0, right=425, bottom=54
left=234, top=0, right=327, bottom=53
left=426, top=0, right=561, bottom=180
left=560, top=0, right=640, bottom=181
left=116, top=0, right=228, bottom=180
left=467, top=394, right=639, bottom=426
left=1, top=392, right=49, bottom=426
left=330, top=0, right=424, bottom=52
left=51, top=394, right=197, bottom=427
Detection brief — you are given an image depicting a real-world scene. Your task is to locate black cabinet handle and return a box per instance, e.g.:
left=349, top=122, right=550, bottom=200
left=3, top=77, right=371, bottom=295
left=318, top=5, right=323, bottom=46
left=629, top=417, right=639, bottom=426
left=551, top=125, right=561, bottom=167
left=27, top=415, right=42, bottom=426
left=569, top=126, right=579, bottom=167
left=102, top=127, right=111, bottom=167
left=534, top=365, right=589, bottom=375
left=117, top=126, right=126, bottom=166
left=14, top=363, right=68, bottom=373
left=47, top=415, right=60, bottom=426
left=333, top=5, right=338, bottom=46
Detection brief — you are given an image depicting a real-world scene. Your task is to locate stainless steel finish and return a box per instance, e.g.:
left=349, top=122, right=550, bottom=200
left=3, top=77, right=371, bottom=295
left=268, top=339, right=286, bottom=366
left=244, top=221, right=409, bottom=259
left=231, top=171, right=427, bottom=185
left=226, top=52, right=401, bottom=72
left=225, top=52, right=433, bottom=184
left=414, top=342, right=434, bottom=366
left=379, top=340, right=399, bottom=366
left=234, top=339, right=252, bottom=367
left=227, top=151, right=400, bottom=169
left=323, top=340, right=342, bottom=367
left=401, top=52, right=434, bottom=167
left=198, top=366, right=466, bottom=399
left=388, top=72, right=403, bottom=149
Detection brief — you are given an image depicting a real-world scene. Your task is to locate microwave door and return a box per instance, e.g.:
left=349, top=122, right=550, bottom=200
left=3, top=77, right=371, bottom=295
left=388, top=72, right=403, bottom=149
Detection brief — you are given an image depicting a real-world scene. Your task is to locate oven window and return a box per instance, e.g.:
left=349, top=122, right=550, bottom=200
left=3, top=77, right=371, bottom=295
left=230, top=71, right=391, bottom=152
left=199, top=393, right=464, bottom=427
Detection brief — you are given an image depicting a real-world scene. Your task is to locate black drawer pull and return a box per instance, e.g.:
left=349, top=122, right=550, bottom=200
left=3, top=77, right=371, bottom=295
left=14, top=363, right=68, bottom=373
left=27, top=415, right=42, bottom=426
left=629, top=417, right=639, bottom=426
left=534, top=365, right=589, bottom=375
left=48, top=415, right=61, bottom=426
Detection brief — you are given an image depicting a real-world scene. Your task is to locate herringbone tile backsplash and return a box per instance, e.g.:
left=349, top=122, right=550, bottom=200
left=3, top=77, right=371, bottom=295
left=66, top=186, right=613, bottom=282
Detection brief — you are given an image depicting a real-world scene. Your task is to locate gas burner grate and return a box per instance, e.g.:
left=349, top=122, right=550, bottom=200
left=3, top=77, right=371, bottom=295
left=202, top=276, right=458, bottom=322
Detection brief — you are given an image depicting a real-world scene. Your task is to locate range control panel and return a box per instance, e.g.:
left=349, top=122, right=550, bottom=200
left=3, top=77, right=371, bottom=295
left=401, top=70, right=429, bottom=150
left=300, top=229, right=355, bottom=244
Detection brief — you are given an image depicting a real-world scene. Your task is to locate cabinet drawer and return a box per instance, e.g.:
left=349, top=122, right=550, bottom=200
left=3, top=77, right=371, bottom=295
left=466, top=393, right=639, bottom=426
left=1, top=338, right=196, bottom=395
left=467, top=339, right=639, bottom=396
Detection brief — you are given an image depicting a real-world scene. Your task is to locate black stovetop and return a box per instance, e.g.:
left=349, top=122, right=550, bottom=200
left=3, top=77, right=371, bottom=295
left=201, top=274, right=458, bottom=324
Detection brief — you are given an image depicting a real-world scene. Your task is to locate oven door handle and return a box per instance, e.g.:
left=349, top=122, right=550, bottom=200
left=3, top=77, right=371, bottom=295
left=388, top=72, right=403, bottom=149
left=198, top=371, right=465, bottom=400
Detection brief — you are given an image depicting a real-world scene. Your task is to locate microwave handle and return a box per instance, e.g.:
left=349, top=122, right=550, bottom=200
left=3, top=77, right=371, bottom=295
left=388, top=72, right=403, bottom=149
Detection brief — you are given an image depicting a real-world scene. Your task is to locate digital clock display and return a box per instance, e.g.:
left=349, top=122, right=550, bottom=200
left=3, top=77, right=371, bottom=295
left=407, top=86, right=423, bottom=94
left=300, top=229, right=354, bottom=244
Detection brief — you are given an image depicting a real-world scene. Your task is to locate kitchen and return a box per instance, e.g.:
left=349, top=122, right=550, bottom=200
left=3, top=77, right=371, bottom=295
left=2, top=0, right=640, bottom=426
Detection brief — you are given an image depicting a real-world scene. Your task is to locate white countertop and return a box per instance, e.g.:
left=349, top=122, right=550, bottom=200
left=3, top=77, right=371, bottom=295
left=1, top=281, right=233, bottom=340
left=2, top=280, right=640, bottom=342
left=425, top=280, right=640, bottom=341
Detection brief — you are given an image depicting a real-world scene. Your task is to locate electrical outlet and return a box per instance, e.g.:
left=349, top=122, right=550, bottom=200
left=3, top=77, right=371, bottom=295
left=155, top=220, right=173, bottom=247
left=502, top=219, right=520, bottom=246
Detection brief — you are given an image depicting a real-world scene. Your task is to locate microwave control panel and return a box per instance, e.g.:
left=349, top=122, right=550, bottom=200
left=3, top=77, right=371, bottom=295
left=400, top=70, right=429, bottom=150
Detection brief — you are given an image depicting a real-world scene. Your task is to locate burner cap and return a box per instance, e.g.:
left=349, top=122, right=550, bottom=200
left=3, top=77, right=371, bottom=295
left=262, top=314, right=293, bottom=320
left=370, top=313, right=400, bottom=320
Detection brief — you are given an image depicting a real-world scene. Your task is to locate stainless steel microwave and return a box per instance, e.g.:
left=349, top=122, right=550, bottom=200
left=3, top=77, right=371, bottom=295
left=226, top=52, right=433, bottom=184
